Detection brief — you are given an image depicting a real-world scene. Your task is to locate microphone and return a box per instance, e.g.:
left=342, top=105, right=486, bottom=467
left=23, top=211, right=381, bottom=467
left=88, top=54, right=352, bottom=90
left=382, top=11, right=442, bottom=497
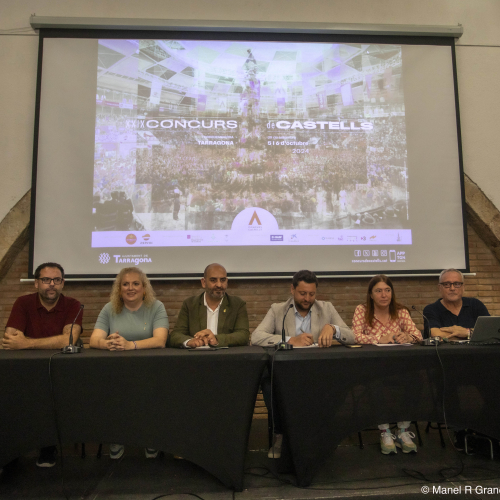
left=276, top=303, right=294, bottom=351
left=411, top=305, right=440, bottom=346
left=61, top=304, right=84, bottom=354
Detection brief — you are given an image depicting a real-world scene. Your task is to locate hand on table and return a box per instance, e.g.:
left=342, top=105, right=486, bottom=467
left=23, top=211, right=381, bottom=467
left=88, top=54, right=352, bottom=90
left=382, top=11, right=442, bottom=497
left=186, top=338, right=205, bottom=348
left=439, top=326, right=469, bottom=339
left=318, top=324, right=336, bottom=348
left=379, top=332, right=395, bottom=344
left=194, top=329, right=219, bottom=346
left=393, top=331, right=413, bottom=344
left=1, top=330, right=31, bottom=350
left=288, top=333, right=314, bottom=347
left=106, top=332, right=133, bottom=351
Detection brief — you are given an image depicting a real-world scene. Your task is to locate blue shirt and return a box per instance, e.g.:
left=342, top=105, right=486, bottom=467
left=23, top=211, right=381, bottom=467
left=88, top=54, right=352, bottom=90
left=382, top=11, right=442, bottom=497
left=294, top=306, right=312, bottom=336
left=423, top=297, right=489, bottom=336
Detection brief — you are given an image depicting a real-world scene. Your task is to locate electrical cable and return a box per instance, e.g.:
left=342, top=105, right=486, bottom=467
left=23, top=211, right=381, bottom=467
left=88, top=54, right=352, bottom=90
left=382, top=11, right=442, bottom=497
left=269, top=348, right=277, bottom=458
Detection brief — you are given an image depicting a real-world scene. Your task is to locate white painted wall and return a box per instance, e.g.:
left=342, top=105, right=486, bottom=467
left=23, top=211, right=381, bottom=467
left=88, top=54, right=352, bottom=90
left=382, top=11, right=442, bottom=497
left=1, top=0, right=499, bottom=222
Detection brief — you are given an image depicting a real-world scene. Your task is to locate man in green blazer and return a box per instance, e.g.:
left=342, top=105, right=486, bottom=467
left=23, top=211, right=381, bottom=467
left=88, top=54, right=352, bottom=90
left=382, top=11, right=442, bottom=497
left=169, top=263, right=250, bottom=348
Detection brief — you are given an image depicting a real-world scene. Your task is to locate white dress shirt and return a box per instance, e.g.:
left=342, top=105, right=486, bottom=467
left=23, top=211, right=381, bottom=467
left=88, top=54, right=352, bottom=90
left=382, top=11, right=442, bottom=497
left=204, top=293, right=222, bottom=335
left=183, top=293, right=223, bottom=347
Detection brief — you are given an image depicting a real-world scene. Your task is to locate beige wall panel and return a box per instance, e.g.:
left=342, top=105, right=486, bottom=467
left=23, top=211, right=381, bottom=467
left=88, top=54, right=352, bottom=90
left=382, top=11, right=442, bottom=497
left=0, top=0, right=499, bottom=221
left=0, top=35, right=38, bottom=222
left=456, top=46, right=500, bottom=209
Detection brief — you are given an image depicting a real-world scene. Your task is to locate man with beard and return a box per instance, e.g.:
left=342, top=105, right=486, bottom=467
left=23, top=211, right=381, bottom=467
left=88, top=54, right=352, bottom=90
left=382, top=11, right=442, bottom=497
left=169, top=263, right=249, bottom=348
left=251, top=270, right=354, bottom=458
left=2, top=262, right=82, bottom=468
left=3, top=262, right=82, bottom=349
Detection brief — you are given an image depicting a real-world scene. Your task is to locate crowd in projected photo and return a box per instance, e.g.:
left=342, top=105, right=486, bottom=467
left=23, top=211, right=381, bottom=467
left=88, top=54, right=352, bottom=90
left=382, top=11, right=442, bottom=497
left=93, top=39, right=409, bottom=232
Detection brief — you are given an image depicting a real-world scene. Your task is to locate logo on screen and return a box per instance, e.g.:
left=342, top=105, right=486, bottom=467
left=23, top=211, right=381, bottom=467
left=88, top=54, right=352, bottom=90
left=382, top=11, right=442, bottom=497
left=249, top=211, right=262, bottom=226
left=98, top=253, right=110, bottom=264
left=126, top=234, right=137, bottom=245
left=140, top=233, right=152, bottom=245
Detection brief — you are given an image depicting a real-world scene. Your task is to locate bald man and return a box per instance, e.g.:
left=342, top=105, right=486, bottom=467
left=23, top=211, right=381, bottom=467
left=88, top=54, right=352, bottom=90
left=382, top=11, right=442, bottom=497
left=168, top=263, right=250, bottom=348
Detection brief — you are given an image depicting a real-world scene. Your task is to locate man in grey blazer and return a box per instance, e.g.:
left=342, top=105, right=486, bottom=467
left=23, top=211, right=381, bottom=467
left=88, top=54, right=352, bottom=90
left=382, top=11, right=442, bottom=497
left=252, top=270, right=354, bottom=348
left=251, top=270, right=354, bottom=458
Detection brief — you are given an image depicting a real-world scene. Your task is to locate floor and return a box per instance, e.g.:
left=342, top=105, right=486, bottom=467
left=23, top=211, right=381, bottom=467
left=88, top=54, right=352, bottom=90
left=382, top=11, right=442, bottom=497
left=1, top=420, right=500, bottom=499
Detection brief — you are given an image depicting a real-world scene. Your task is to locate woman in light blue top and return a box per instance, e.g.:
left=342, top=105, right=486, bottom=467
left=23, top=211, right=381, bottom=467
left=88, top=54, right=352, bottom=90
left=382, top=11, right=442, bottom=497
left=90, top=266, right=168, bottom=460
left=90, top=266, right=168, bottom=351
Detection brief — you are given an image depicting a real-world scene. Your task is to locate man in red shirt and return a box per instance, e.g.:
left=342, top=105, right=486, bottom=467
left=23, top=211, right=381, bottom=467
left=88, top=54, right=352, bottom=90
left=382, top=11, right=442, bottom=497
left=2, top=262, right=82, bottom=468
left=3, top=262, right=82, bottom=350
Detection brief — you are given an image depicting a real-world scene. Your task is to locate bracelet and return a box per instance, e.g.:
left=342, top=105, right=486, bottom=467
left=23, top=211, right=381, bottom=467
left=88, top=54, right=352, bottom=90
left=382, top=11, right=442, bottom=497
left=132, top=341, right=137, bottom=350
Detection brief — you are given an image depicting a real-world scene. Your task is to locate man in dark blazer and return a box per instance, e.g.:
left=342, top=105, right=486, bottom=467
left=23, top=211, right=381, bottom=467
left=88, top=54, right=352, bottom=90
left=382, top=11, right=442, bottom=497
left=169, top=263, right=250, bottom=348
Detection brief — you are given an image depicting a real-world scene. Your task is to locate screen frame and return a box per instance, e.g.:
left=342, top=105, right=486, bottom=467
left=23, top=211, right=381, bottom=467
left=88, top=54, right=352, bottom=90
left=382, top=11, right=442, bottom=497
left=28, top=28, right=469, bottom=279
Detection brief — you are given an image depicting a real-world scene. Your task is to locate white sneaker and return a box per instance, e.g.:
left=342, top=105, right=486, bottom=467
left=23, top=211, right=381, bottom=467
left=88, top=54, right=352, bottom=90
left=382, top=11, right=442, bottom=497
left=145, top=448, right=159, bottom=459
left=110, top=444, right=124, bottom=459
left=268, top=434, right=283, bottom=459
left=380, top=430, right=397, bottom=455
left=395, top=429, right=417, bottom=453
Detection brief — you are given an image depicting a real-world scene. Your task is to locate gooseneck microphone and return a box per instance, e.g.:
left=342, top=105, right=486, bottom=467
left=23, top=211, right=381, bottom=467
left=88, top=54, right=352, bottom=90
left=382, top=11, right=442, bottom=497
left=411, top=305, right=429, bottom=331
left=61, top=304, right=84, bottom=354
left=411, top=305, right=440, bottom=346
left=276, top=303, right=294, bottom=351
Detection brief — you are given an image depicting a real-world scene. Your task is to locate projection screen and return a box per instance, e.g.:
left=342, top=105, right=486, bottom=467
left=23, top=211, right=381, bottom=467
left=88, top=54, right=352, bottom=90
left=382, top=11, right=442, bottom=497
left=30, top=30, right=468, bottom=278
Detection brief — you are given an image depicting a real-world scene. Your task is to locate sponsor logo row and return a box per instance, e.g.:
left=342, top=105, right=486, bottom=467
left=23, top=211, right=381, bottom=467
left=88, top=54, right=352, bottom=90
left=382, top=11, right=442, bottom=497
left=353, top=250, right=406, bottom=262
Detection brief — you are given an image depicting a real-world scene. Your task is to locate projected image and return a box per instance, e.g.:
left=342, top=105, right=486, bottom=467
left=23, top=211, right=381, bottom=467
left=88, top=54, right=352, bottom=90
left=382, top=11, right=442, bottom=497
left=92, top=39, right=409, bottom=246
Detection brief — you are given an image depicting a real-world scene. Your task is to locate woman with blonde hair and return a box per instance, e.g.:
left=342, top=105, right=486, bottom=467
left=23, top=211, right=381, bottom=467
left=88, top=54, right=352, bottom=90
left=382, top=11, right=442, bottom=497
left=352, top=275, right=422, bottom=455
left=90, top=266, right=168, bottom=459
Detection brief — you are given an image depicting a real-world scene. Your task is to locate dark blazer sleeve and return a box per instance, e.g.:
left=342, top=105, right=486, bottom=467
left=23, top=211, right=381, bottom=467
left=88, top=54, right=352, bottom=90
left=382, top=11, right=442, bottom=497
left=168, top=298, right=194, bottom=348
left=215, top=295, right=250, bottom=347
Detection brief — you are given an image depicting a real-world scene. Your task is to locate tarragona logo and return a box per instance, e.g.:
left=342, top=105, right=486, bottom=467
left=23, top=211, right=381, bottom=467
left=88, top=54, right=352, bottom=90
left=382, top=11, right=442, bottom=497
left=249, top=211, right=262, bottom=226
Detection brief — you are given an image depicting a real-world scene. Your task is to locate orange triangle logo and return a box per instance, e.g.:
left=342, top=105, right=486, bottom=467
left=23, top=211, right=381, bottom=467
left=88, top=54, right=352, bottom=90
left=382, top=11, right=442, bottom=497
left=249, top=211, right=262, bottom=226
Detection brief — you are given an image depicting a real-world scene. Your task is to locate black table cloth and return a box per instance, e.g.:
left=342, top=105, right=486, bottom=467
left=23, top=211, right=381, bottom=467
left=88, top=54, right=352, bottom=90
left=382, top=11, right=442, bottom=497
left=0, top=347, right=268, bottom=490
left=272, top=344, right=500, bottom=486
left=0, top=350, right=58, bottom=466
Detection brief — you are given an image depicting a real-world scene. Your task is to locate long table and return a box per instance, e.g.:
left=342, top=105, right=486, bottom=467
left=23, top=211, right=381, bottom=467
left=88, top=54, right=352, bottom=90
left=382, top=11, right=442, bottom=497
left=273, top=344, right=500, bottom=486
left=0, top=347, right=268, bottom=491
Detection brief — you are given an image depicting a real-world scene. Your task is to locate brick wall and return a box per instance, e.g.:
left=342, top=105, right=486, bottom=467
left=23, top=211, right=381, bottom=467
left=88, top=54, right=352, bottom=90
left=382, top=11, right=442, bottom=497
left=1, top=224, right=499, bottom=419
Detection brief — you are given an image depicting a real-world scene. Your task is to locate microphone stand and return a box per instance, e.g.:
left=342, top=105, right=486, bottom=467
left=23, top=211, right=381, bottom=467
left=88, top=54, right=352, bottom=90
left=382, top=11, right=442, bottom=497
left=62, top=304, right=84, bottom=354
left=411, top=305, right=441, bottom=346
left=276, top=303, right=294, bottom=351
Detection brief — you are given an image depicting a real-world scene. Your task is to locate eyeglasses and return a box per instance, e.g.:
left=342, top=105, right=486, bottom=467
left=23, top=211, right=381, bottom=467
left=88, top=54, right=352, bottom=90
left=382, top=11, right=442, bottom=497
left=38, top=277, right=64, bottom=285
left=439, top=282, right=463, bottom=289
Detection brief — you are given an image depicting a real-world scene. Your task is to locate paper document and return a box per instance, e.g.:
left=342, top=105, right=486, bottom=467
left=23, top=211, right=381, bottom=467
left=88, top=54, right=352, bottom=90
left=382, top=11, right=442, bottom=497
left=375, top=343, right=413, bottom=347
